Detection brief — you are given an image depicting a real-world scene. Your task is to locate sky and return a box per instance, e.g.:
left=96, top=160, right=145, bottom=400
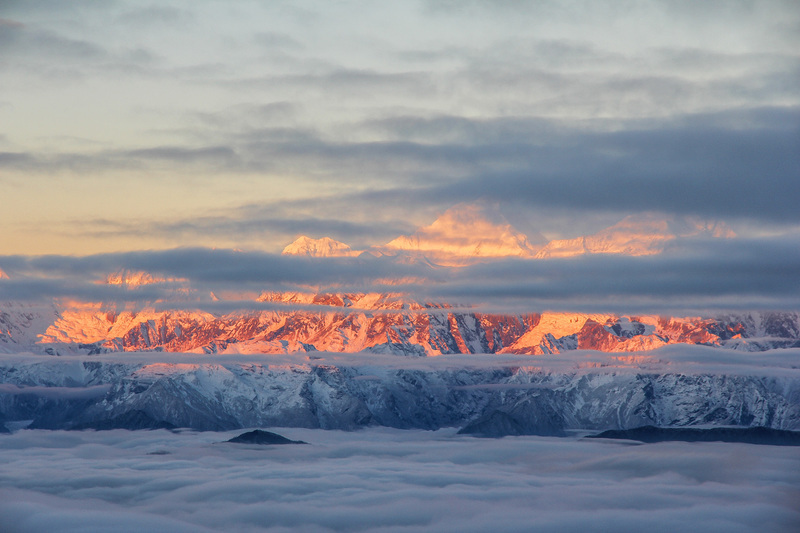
left=1, top=0, right=799, bottom=312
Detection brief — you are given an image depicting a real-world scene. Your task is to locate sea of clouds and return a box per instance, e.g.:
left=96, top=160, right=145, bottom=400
left=1, top=427, right=798, bottom=532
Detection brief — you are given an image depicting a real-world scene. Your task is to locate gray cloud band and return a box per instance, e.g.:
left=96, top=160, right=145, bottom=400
left=1, top=235, right=799, bottom=312
left=4, top=107, right=796, bottom=225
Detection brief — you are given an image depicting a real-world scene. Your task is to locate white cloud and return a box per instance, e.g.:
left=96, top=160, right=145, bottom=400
left=0, top=427, right=798, bottom=532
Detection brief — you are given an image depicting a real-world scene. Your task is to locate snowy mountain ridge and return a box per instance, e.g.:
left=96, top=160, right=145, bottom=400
left=1, top=351, right=798, bottom=434
left=536, top=213, right=735, bottom=258
left=281, top=236, right=359, bottom=258
left=2, top=296, right=799, bottom=356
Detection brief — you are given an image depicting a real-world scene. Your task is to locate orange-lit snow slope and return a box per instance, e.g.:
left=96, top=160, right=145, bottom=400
left=3, top=288, right=799, bottom=356
left=282, top=236, right=359, bottom=257
left=282, top=203, right=544, bottom=265
left=536, top=213, right=735, bottom=258
left=378, top=203, right=545, bottom=266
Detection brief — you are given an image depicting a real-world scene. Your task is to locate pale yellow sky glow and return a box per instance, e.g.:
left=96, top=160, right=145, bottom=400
left=1, top=0, right=798, bottom=256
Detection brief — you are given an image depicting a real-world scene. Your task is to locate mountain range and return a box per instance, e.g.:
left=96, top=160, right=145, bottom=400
left=1, top=204, right=798, bottom=436
left=2, top=292, right=799, bottom=356
left=1, top=353, right=797, bottom=433
left=2, top=204, right=794, bottom=357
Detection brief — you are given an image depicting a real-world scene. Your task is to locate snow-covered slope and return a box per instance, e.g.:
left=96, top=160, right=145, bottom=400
left=2, top=296, right=798, bottom=356
left=0, top=303, right=60, bottom=354
left=104, top=270, right=174, bottom=287
left=1, top=352, right=798, bottom=433
left=0, top=205, right=783, bottom=358
left=282, top=236, right=358, bottom=257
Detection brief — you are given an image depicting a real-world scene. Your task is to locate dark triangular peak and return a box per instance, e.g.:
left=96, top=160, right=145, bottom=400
left=226, top=429, right=307, bottom=445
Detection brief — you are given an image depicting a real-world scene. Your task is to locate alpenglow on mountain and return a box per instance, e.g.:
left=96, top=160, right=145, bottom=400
left=1, top=204, right=798, bottom=439
left=0, top=203, right=776, bottom=357
left=282, top=203, right=734, bottom=265
left=536, top=213, right=736, bottom=258
left=281, top=236, right=358, bottom=257
left=282, top=202, right=545, bottom=264
left=3, top=292, right=799, bottom=356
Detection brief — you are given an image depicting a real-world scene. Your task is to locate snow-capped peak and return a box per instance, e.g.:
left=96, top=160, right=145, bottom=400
left=0, top=268, right=9, bottom=280
left=536, top=213, right=735, bottom=258
left=102, top=270, right=189, bottom=294
left=277, top=207, right=735, bottom=266
left=282, top=236, right=358, bottom=257
left=104, top=270, right=166, bottom=287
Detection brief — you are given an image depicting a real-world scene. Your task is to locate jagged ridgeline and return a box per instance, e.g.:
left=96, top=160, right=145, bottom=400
left=1, top=358, right=798, bottom=433
left=2, top=297, right=799, bottom=356
left=1, top=204, right=798, bottom=436
left=4, top=206, right=792, bottom=356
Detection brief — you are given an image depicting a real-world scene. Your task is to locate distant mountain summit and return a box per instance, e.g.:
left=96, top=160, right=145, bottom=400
left=280, top=203, right=545, bottom=266
left=279, top=206, right=734, bottom=266
left=536, top=213, right=735, bottom=258
left=104, top=270, right=169, bottom=287
left=378, top=202, right=544, bottom=266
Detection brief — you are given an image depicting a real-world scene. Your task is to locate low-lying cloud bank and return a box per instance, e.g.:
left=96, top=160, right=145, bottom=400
left=0, top=383, right=111, bottom=400
left=0, top=428, right=798, bottom=532
left=2, top=344, right=798, bottom=375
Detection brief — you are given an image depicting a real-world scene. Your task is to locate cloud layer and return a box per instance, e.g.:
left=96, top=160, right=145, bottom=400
left=2, top=231, right=799, bottom=313
left=0, top=427, right=798, bottom=532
